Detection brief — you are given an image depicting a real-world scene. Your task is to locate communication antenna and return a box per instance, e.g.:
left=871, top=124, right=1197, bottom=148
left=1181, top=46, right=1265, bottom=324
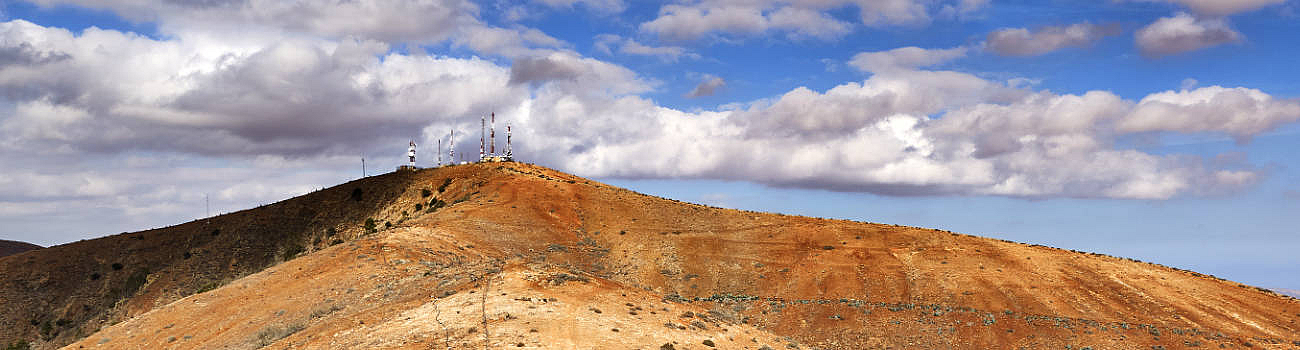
left=506, top=124, right=512, bottom=158
left=479, top=115, right=486, bottom=161
left=361, top=156, right=366, bottom=177
left=448, top=130, right=455, bottom=165
left=408, top=140, right=417, bottom=166
left=437, top=139, right=442, bottom=166
left=205, top=194, right=210, bottom=225
left=490, top=113, right=496, bottom=156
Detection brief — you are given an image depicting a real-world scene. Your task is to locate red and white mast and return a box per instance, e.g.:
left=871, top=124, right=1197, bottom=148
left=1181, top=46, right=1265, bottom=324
left=506, top=124, right=512, bottom=158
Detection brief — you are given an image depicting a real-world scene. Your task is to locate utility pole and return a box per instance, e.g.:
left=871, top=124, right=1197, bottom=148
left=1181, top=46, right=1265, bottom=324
left=361, top=157, right=366, bottom=177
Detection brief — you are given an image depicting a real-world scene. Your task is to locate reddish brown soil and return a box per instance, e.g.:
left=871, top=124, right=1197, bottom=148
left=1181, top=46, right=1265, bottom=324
left=7, top=162, right=1300, bottom=349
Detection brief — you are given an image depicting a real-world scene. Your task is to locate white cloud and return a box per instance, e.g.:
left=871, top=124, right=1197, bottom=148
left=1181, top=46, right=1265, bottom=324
left=1135, top=13, right=1241, bottom=57
left=848, top=46, right=968, bottom=73
left=0, top=15, right=1292, bottom=249
left=637, top=0, right=988, bottom=41
left=686, top=75, right=726, bottom=98
left=27, top=0, right=568, bottom=59
left=986, top=22, right=1121, bottom=56
left=640, top=3, right=852, bottom=41
left=1139, top=0, right=1287, bottom=16
left=1119, top=86, right=1300, bottom=141
left=30, top=0, right=481, bottom=43
left=593, top=34, right=698, bottom=62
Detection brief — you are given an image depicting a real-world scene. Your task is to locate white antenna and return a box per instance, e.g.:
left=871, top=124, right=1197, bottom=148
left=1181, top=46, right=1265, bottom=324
left=437, top=139, right=442, bottom=166
left=205, top=194, right=210, bottom=225
left=448, top=130, right=455, bottom=165
left=479, top=115, right=486, bottom=161
left=490, top=112, right=496, bottom=156
left=408, top=140, right=417, bottom=166
left=506, top=123, right=512, bottom=158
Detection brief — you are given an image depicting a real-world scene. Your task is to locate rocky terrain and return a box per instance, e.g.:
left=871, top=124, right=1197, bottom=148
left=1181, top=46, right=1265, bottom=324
left=0, top=240, right=41, bottom=258
left=3, top=162, right=1298, bottom=349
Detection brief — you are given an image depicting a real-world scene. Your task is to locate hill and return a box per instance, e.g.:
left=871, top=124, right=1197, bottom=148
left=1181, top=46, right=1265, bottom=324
left=0, top=240, right=41, bottom=258
left=4, top=162, right=1299, bottom=349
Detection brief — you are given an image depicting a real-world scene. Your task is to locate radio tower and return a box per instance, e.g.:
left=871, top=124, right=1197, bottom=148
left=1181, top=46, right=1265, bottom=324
left=490, top=113, right=496, bottom=156
left=479, top=115, right=485, bottom=161
left=437, top=139, right=442, bottom=166
left=448, top=129, right=455, bottom=165
left=408, top=140, right=416, bottom=166
left=506, top=124, right=512, bottom=158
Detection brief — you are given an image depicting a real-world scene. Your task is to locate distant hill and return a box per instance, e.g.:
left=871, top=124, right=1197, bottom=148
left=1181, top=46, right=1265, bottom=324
left=1274, top=288, right=1300, bottom=299
left=0, top=239, right=41, bottom=258
left=4, top=162, right=1298, bottom=349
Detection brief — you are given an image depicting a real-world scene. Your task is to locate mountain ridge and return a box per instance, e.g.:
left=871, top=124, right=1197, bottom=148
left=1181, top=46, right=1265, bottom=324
left=4, top=162, right=1298, bottom=349
left=0, top=240, right=41, bottom=259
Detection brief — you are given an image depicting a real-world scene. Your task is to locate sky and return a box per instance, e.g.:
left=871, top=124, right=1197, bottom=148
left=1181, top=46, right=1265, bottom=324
left=1, top=0, right=1297, bottom=289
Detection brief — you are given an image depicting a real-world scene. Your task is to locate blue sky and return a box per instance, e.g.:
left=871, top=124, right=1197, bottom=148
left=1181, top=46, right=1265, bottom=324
left=1, top=0, right=1297, bottom=289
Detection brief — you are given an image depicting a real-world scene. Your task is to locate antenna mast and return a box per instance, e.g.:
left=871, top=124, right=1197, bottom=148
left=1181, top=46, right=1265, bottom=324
left=490, top=113, right=496, bottom=156
left=479, top=115, right=486, bottom=161
left=448, top=130, right=455, bottom=164
left=506, top=124, right=512, bottom=158
left=437, top=139, right=442, bottom=166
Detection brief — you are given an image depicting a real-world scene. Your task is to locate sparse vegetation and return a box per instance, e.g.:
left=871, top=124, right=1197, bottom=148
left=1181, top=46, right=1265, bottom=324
left=421, top=188, right=432, bottom=197
left=415, top=203, right=423, bottom=211
left=4, top=340, right=30, bottom=350
left=122, top=268, right=150, bottom=297
left=254, top=323, right=304, bottom=347
left=196, top=281, right=221, bottom=294
left=350, top=188, right=363, bottom=201
left=437, top=178, right=452, bottom=193
left=364, top=218, right=377, bottom=234
left=282, top=243, right=304, bottom=260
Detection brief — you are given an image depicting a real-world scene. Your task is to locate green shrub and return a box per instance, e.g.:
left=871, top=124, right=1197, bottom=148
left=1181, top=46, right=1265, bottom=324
left=414, top=203, right=423, bottom=211
left=437, top=178, right=452, bottom=193
left=364, top=218, right=377, bottom=234
left=421, top=188, right=432, bottom=197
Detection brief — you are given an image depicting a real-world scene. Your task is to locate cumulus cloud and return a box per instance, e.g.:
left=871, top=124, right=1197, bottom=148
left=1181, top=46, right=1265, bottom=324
left=986, top=22, right=1121, bottom=56
left=1136, top=13, right=1241, bottom=57
left=640, top=3, right=852, bottom=41
left=26, top=0, right=568, bottom=58
left=507, top=52, right=652, bottom=95
left=848, top=46, right=968, bottom=73
left=1119, top=86, right=1300, bottom=141
left=1139, top=0, right=1287, bottom=16
left=0, top=19, right=526, bottom=156
left=593, top=34, right=698, bottom=62
left=0, top=14, right=1292, bottom=250
left=685, top=75, right=725, bottom=98
left=637, top=0, right=989, bottom=41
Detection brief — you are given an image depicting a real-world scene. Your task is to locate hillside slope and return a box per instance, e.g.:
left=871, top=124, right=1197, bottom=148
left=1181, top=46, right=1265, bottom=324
left=0, top=240, right=41, bottom=258
left=6, top=162, right=1300, bottom=349
left=0, top=171, right=423, bottom=348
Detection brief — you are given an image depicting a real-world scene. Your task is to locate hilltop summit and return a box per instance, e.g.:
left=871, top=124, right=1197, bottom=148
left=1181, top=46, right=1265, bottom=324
left=3, top=162, right=1298, bottom=349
